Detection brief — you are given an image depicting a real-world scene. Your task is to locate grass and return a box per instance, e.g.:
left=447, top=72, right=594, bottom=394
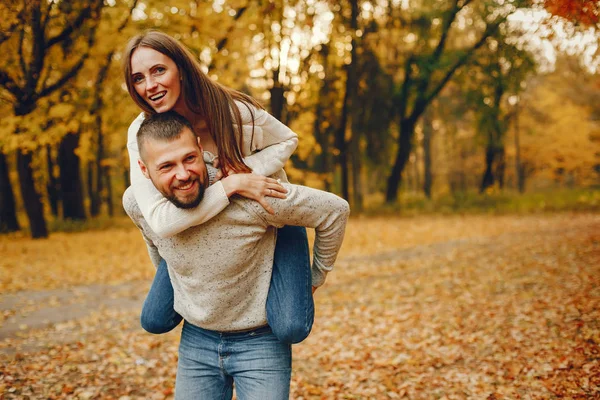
left=364, top=187, right=600, bottom=216
left=5, top=188, right=599, bottom=236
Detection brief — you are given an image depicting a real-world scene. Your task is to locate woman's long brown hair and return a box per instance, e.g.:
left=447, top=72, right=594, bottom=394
left=123, top=30, right=263, bottom=175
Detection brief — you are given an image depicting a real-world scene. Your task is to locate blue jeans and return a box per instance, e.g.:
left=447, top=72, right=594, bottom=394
left=175, top=322, right=291, bottom=399
left=140, top=226, right=314, bottom=344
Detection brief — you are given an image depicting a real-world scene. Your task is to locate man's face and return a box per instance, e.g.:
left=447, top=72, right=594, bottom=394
left=138, top=128, right=208, bottom=209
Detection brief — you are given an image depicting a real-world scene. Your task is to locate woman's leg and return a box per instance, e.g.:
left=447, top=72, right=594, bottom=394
left=266, top=225, right=314, bottom=344
left=140, top=258, right=183, bottom=334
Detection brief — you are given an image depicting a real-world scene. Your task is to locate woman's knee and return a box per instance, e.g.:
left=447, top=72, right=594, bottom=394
left=270, top=318, right=313, bottom=344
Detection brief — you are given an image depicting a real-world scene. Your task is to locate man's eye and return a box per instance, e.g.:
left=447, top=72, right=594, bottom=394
left=185, top=156, right=196, bottom=162
left=159, top=164, right=172, bottom=171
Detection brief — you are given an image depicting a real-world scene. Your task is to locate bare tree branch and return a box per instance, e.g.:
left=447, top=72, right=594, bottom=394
left=0, top=69, right=23, bottom=98
left=46, top=1, right=100, bottom=49
left=39, top=56, right=86, bottom=98
left=117, top=0, right=139, bottom=32
left=40, top=0, right=58, bottom=34
left=425, top=19, right=504, bottom=109
left=18, top=26, right=27, bottom=79
left=208, top=4, right=250, bottom=72
left=40, top=17, right=99, bottom=99
left=0, top=6, right=24, bottom=46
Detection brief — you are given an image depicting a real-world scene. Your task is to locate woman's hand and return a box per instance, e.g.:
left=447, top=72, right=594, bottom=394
left=213, top=157, right=230, bottom=181
left=220, top=173, right=288, bottom=214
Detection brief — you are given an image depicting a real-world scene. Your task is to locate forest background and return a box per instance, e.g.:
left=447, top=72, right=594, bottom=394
left=0, top=0, right=599, bottom=238
left=0, top=1, right=599, bottom=398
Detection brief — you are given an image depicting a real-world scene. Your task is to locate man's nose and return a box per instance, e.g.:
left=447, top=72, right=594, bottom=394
left=174, top=165, right=191, bottom=181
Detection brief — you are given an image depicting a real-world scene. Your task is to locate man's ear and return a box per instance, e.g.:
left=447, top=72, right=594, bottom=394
left=138, top=159, right=151, bottom=179
left=196, top=136, right=203, bottom=152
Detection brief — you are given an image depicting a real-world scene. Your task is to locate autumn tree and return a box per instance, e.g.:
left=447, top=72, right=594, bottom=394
left=0, top=0, right=103, bottom=238
left=381, top=0, right=532, bottom=203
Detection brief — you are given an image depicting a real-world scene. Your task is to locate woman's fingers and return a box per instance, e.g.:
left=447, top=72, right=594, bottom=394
left=264, top=178, right=287, bottom=198
left=221, top=174, right=288, bottom=213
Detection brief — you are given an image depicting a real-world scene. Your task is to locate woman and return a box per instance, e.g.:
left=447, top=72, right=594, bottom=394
left=123, top=30, right=313, bottom=344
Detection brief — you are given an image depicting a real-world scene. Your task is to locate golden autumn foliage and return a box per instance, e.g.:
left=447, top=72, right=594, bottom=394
left=518, top=64, right=600, bottom=187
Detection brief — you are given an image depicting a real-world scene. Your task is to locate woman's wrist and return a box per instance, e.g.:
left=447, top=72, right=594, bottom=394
left=220, top=174, right=240, bottom=197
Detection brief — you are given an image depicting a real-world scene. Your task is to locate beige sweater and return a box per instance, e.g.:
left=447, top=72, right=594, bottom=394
left=123, top=163, right=350, bottom=332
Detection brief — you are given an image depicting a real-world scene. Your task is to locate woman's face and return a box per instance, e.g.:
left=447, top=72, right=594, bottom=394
left=130, top=46, right=186, bottom=114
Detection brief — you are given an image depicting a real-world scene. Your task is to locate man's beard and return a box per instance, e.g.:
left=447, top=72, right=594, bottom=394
left=167, top=171, right=208, bottom=209
left=167, top=186, right=205, bottom=209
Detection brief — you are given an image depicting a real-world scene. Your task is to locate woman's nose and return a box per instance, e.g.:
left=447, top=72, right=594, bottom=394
left=146, top=76, right=158, bottom=91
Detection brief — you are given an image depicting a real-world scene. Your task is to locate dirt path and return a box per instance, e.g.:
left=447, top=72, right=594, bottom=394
left=0, top=237, right=477, bottom=352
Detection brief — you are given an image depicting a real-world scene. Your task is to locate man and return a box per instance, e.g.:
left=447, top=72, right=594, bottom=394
left=123, top=111, right=349, bottom=399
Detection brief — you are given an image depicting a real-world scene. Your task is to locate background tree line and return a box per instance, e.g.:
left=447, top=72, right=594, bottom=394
left=0, top=0, right=598, bottom=238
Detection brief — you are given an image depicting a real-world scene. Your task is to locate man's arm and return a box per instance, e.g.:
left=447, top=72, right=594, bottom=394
left=249, top=184, right=350, bottom=287
left=122, top=187, right=162, bottom=269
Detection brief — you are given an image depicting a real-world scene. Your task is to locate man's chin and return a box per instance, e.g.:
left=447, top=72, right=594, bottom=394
left=168, top=193, right=204, bottom=209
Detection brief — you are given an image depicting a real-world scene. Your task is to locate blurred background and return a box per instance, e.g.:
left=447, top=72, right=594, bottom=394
left=0, top=0, right=598, bottom=239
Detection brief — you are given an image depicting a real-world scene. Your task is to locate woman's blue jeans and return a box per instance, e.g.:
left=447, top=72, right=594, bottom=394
left=140, top=225, right=314, bottom=344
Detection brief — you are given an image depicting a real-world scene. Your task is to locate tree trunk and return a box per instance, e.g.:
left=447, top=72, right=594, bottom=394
left=386, top=119, right=414, bottom=203
left=88, top=160, right=99, bottom=216
left=335, top=72, right=350, bottom=201
left=348, top=0, right=361, bottom=211
left=46, top=145, right=60, bottom=217
left=514, top=100, right=525, bottom=193
left=59, top=132, right=86, bottom=220
left=89, top=114, right=104, bottom=217
left=350, top=133, right=363, bottom=212
left=270, top=83, right=285, bottom=122
left=496, top=147, right=506, bottom=189
left=422, top=111, right=433, bottom=199
left=0, top=152, right=20, bottom=233
left=17, top=151, right=48, bottom=238
left=480, top=144, right=496, bottom=193
left=104, top=166, right=114, bottom=216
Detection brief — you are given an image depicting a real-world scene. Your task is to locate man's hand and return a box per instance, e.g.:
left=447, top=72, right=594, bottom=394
left=221, top=173, right=288, bottom=214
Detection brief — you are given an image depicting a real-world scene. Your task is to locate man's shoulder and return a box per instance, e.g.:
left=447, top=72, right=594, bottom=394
left=122, top=187, right=142, bottom=220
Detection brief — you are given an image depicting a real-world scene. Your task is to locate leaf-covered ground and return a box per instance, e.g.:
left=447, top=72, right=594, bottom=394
left=1, top=213, right=599, bottom=399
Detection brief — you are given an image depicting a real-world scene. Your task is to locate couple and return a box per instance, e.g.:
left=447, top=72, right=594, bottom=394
left=122, top=31, right=349, bottom=399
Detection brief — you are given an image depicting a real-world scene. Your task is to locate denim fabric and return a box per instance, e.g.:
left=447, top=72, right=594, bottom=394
left=175, top=322, right=291, bottom=400
left=266, top=225, right=314, bottom=343
left=140, top=226, right=313, bottom=344
left=140, top=258, right=183, bottom=334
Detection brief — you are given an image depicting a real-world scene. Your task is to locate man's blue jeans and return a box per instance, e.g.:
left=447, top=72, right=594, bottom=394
left=140, top=226, right=314, bottom=344
left=175, top=322, right=291, bottom=399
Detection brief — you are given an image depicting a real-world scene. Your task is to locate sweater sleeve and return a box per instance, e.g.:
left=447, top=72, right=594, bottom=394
left=247, top=184, right=350, bottom=287
left=236, top=103, right=298, bottom=177
left=127, top=113, right=230, bottom=238
left=122, top=187, right=162, bottom=269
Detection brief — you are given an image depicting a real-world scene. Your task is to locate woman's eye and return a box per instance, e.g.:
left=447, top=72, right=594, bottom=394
left=155, top=67, right=165, bottom=74
left=132, top=75, right=144, bottom=84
